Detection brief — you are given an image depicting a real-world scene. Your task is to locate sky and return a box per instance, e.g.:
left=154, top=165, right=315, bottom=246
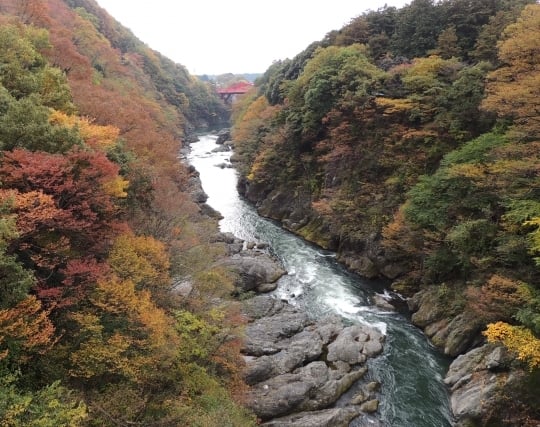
left=95, top=0, right=410, bottom=75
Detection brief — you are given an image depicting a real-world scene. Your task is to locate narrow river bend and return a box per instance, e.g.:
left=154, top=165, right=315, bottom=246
left=188, top=134, right=454, bottom=427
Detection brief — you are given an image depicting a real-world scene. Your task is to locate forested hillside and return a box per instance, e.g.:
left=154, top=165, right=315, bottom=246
left=0, top=0, right=255, bottom=425
left=232, top=0, right=540, bottom=424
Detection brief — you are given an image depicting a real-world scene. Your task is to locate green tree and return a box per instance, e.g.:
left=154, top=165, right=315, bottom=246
left=391, top=0, right=441, bottom=58
left=0, top=95, right=81, bottom=152
left=0, top=375, right=87, bottom=427
left=433, top=25, right=461, bottom=59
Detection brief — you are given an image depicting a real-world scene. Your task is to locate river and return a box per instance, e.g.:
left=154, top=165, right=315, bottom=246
left=188, top=133, right=454, bottom=427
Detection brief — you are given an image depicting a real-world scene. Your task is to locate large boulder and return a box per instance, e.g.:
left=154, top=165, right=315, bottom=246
left=409, top=288, right=445, bottom=328
left=444, top=344, right=521, bottom=426
left=217, top=252, right=286, bottom=292
left=242, top=295, right=385, bottom=423
left=242, top=304, right=310, bottom=357
left=409, top=287, right=482, bottom=356
left=215, top=128, right=230, bottom=145
left=246, top=361, right=366, bottom=420
left=327, top=325, right=385, bottom=364
left=244, top=317, right=344, bottom=384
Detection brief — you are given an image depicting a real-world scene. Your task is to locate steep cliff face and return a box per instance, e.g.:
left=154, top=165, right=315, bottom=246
left=231, top=2, right=540, bottom=425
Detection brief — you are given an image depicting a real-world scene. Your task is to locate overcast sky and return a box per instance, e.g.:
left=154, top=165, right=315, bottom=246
left=95, top=1, right=410, bottom=75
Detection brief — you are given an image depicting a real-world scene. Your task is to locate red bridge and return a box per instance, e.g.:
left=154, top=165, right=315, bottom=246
left=217, top=81, right=253, bottom=103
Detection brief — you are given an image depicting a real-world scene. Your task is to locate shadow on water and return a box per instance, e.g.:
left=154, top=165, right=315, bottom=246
left=188, top=134, right=454, bottom=427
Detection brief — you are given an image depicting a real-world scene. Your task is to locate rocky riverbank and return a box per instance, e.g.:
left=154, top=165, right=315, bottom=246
left=187, top=133, right=535, bottom=426
left=212, top=230, right=387, bottom=426
left=230, top=177, right=533, bottom=426
left=242, top=296, right=385, bottom=426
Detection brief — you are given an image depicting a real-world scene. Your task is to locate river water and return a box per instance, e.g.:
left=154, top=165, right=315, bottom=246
left=188, top=134, right=454, bottom=427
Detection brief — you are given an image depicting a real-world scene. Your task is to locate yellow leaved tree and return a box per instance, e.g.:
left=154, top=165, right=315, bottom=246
left=481, top=4, right=540, bottom=141
left=484, top=322, right=540, bottom=370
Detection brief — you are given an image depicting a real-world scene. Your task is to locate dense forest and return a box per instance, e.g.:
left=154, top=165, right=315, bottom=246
left=231, top=0, right=540, bottom=425
left=1, top=0, right=540, bottom=425
left=0, top=0, right=259, bottom=425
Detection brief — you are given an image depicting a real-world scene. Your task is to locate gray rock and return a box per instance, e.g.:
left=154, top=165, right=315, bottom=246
left=350, top=390, right=367, bottom=405
left=243, top=306, right=311, bottom=356
left=379, top=262, right=406, bottom=280
left=217, top=253, right=286, bottom=292
left=227, top=242, right=244, bottom=254
left=424, top=319, right=448, bottom=338
left=247, top=361, right=366, bottom=419
left=215, top=128, right=230, bottom=145
left=372, top=294, right=395, bottom=311
left=244, top=329, right=324, bottom=384
left=410, top=288, right=445, bottom=328
left=450, top=370, right=501, bottom=420
left=241, top=295, right=385, bottom=424
left=191, top=189, right=208, bottom=203
left=257, top=283, right=278, bottom=293
left=187, top=175, right=208, bottom=203
left=298, top=366, right=367, bottom=412
left=171, top=279, right=193, bottom=297
left=445, top=345, right=488, bottom=387
left=261, top=406, right=363, bottom=427
left=211, top=144, right=230, bottom=152
left=359, top=399, right=379, bottom=413
left=327, top=325, right=384, bottom=364
left=343, top=255, right=379, bottom=279
left=364, top=381, right=381, bottom=393
left=443, top=313, right=482, bottom=357
left=485, top=345, right=509, bottom=371
left=210, top=232, right=237, bottom=244
left=242, top=295, right=289, bottom=320
left=444, top=343, right=524, bottom=425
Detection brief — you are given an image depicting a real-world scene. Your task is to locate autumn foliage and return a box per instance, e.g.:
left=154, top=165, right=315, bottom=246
left=0, top=1, right=251, bottom=425
left=232, top=2, right=540, bottom=422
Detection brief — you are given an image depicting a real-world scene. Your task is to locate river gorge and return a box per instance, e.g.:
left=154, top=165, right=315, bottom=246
left=188, top=133, right=454, bottom=426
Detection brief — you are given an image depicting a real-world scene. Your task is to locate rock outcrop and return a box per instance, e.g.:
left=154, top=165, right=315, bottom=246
left=444, top=343, right=531, bottom=426
left=215, top=128, right=231, bottom=145
left=216, top=251, right=286, bottom=293
left=261, top=407, right=363, bottom=427
left=408, top=287, right=483, bottom=357
left=242, top=296, right=385, bottom=423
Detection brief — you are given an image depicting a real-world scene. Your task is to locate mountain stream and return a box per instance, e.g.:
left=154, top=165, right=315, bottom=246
left=187, top=134, right=454, bottom=427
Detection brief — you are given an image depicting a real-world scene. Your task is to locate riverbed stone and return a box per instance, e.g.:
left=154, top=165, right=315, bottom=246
left=365, top=381, right=381, bottom=393
left=241, top=294, right=385, bottom=423
left=372, top=294, right=395, bottom=311
left=327, top=325, right=384, bottom=364
left=211, top=144, right=230, bottom=152
left=359, top=399, right=379, bottom=413
left=242, top=305, right=311, bottom=357
left=350, top=390, right=367, bottom=405
left=261, top=406, right=363, bottom=427
left=246, top=361, right=367, bottom=420
left=217, top=252, right=286, bottom=292
left=242, top=295, right=289, bottom=319
left=215, top=128, right=230, bottom=145
left=244, top=329, right=324, bottom=384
